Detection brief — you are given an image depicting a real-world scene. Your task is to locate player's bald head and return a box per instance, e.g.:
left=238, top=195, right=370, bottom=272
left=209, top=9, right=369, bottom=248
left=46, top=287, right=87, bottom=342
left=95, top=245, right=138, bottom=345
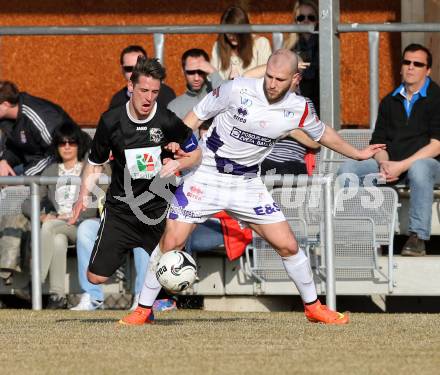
left=267, top=49, right=299, bottom=75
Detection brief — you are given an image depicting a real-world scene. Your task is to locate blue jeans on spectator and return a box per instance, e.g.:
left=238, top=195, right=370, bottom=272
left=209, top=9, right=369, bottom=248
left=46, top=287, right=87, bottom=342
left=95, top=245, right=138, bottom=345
left=186, top=218, right=224, bottom=255
left=133, top=247, right=148, bottom=295
left=76, top=218, right=149, bottom=301
left=337, top=158, right=440, bottom=240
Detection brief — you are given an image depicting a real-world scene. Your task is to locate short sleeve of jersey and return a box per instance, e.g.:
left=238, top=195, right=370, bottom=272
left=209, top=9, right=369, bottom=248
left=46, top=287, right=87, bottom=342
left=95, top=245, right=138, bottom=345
left=162, top=110, right=194, bottom=145
left=193, top=80, right=234, bottom=121
left=88, top=116, right=111, bottom=165
left=298, top=99, right=325, bottom=142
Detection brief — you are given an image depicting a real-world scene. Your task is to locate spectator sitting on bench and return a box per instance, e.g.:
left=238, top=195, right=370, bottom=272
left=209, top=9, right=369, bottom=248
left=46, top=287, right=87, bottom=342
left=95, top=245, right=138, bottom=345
left=0, top=80, right=77, bottom=176
left=337, top=43, right=440, bottom=256
left=22, top=122, right=94, bottom=309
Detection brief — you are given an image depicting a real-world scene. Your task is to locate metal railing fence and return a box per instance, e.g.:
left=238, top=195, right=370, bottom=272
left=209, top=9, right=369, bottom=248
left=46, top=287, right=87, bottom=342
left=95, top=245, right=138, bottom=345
left=0, top=175, right=335, bottom=311
left=0, top=176, right=109, bottom=310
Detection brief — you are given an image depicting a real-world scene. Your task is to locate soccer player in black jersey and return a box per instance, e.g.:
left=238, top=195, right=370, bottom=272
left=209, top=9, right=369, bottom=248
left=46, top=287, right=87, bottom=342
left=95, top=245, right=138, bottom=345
left=69, top=57, right=201, bottom=290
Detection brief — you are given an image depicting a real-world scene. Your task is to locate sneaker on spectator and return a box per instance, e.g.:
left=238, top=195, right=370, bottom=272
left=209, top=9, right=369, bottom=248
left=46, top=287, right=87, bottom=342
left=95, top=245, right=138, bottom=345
left=401, top=233, right=426, bottom=256
left=153, top=298, right=177, bottom=312
left=70, top=293, right=104, bottom=311
left=14, top=282, right=31, bottom=302
left=46, top=294, right=68, bottom=310
left=129, top=294, right=140, bottom=311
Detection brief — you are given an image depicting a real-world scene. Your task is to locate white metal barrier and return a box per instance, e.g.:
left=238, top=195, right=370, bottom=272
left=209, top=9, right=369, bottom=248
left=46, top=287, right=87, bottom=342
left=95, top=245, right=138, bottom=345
left=0, top=174, right=337, bottom=311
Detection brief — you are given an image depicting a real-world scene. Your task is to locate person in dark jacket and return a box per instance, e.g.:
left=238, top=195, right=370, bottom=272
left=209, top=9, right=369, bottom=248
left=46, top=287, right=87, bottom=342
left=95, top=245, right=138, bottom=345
left=108, top=45, right=175, bottom=110
left=0, top=81, right=77, bottom=176
left=338, top=43, right=440, bottom=256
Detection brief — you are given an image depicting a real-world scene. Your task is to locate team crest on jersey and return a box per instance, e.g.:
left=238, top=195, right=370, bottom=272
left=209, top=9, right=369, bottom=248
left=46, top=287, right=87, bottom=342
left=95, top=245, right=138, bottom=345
left=212, top=87, right=220, bottom=98
left=259, top=121, right=268, bottom=128
left=240, top=96, right=253, bottom=107
left=149, top=128, right=164, bottom=143
left=284, top=110, right=295, bottom=118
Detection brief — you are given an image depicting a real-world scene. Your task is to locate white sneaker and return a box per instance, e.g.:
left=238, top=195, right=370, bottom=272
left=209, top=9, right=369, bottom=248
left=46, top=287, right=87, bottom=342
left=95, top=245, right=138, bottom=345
left=70, top=293, right=104, bottom=311
left=130, top=294, right=140, bottom=311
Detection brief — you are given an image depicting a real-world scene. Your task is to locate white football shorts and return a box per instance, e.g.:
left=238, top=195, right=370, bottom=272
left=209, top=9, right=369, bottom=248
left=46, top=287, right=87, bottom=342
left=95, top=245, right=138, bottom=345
left=168, top=167, right=286, bottom=225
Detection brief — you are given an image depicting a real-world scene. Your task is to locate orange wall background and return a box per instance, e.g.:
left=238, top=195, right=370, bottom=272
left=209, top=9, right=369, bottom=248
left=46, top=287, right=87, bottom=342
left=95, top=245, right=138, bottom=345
left=0, top=0, right=400, bottom=127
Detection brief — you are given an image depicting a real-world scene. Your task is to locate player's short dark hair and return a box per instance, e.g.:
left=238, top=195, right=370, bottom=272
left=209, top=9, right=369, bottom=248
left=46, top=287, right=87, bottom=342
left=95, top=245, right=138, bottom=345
left=0, top=81, right=19, bottom=105
left=130, top=56, right=166, bottom=84
left=181, top=48, right=210, bottom=68
left=53, top=122, right=91, bottom=163
left=120, top=45, right=147, bottom=66
left=402, top=43, right=432, bottom=68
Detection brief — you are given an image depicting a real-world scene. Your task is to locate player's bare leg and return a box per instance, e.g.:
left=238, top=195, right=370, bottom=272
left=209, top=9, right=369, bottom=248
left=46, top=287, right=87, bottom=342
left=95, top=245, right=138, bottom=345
left=119, top=220, right=197, bottom=325
left=249, top=221, right=349, bottom=325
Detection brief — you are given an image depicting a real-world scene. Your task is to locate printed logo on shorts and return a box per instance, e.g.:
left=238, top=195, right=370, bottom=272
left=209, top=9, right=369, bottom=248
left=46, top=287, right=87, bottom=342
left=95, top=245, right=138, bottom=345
left=149, top=128, right=164, bottom=143
left=253, top=202, right=281, bottom=216
left=186, top=185, right=203, bottom=201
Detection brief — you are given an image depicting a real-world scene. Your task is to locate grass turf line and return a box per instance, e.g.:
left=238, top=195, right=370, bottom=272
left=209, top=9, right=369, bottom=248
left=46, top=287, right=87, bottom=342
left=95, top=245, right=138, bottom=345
left=0, top=310, right=440, bottom=375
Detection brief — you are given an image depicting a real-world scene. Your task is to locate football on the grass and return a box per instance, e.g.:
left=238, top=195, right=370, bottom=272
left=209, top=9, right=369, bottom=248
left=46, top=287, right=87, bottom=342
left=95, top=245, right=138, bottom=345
left=156, top=251, right=197, bottom=293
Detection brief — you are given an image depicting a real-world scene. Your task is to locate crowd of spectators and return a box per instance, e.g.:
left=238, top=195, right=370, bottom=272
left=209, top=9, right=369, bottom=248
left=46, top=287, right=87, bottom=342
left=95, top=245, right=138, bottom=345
left=0, top=0, right=436, bottom=309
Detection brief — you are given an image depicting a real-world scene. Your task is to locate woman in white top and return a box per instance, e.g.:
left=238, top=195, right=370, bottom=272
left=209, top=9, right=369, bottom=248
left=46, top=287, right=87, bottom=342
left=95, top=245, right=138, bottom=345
left=22, top=122, right=94, bottom=309
left=211, top=5, right=272, bottom=80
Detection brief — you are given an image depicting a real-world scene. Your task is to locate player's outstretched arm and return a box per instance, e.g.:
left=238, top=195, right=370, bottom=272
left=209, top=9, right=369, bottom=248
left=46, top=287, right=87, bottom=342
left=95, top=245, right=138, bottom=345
left=68, top=162, right=103, bottom=224
left=183, top=110, right=204, bottom=131
left=319, top=125, right=386, bottom=160
left=290, top=129, right=320, bottom=149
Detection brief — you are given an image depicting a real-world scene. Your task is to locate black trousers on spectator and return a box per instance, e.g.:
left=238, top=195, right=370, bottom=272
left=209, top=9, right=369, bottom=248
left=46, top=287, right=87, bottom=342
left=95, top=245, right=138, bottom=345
left=260, top=159, right=307, bottom=176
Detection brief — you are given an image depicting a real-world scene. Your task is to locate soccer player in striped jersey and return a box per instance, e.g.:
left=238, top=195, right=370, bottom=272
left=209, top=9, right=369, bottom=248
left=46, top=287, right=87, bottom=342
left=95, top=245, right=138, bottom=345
left=121, top=49, right=385, bottom=325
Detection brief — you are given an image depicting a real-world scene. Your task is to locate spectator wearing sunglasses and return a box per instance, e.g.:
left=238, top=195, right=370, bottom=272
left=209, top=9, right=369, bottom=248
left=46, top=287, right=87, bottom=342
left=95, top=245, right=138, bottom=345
left=21, top=122, right=95, bottom=309
left=0, top=81, right=78, bottom=176
left=108, top=45, right=176, bottom=110
left=283, top=0, right=320, bottom=115
left=211, top=6, right=272, bottom=80
left=338, top=43, right=440, bottom=257
left=167, top=49, right=222, bottom=132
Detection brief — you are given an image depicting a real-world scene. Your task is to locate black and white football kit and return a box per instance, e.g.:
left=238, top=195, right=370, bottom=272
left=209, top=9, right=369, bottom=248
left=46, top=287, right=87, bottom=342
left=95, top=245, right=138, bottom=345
left=88, top=102, right=196, bottom=277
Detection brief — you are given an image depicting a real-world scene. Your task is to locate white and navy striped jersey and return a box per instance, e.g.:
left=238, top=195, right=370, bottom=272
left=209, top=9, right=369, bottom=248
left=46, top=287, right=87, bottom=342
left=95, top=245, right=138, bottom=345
left=193, top=77, right=324, bottom=175
left=265, top=138, right=307, bottom=163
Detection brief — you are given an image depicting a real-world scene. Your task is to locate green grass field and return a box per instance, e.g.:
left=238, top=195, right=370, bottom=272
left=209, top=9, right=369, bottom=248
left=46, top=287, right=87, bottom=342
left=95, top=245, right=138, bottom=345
left=1, top=309, right=439, bottom=375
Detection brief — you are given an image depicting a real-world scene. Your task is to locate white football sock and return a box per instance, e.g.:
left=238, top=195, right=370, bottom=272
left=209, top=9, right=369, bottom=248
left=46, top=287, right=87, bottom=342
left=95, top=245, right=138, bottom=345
left=138, top=244, right=163, bottom=307
left=281, top=249, right=317, bottom=304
